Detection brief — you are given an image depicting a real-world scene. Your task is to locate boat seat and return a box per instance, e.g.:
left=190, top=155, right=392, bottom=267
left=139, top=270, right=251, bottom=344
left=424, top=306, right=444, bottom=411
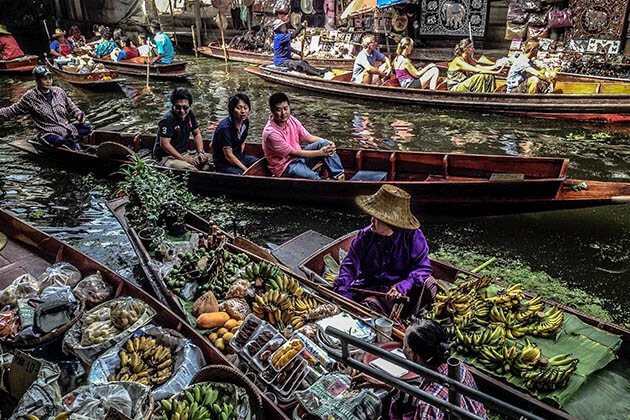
left=264, top=64, right=291, bottom=72
left=351, top=170, right=388, bottom=181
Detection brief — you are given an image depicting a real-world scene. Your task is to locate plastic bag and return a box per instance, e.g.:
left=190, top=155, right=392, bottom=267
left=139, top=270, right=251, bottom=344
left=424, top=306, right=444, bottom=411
left=88, top=325, right=204, bottom=401
left=63, top=298, right=156, bottom=366
left=221, top=298, right=251, bottom=321
left=505, top=22, right=528, bottom=40
left=38, top=262, right=82, bottom=289
left=507, top=2, right=528, bottom=24
left=73, top=272, right=113, bottom=308
left=110, top=299, right=146, bottom=330
left=0, top=307, right=20, bottom=337
left=9, top=361, right=64, bottom=420
left=548, top=8, right=573, bottom=28
left=0, top=274, right=40, bottom=307
left=226, top=279, right=250, bottom=299
left=62, top=381, right=152, bottom=419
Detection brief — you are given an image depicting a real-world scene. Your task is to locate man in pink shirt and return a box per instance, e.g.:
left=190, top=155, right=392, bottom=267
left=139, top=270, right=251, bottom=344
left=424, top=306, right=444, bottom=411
left=262, top=92, right=345, bottom=180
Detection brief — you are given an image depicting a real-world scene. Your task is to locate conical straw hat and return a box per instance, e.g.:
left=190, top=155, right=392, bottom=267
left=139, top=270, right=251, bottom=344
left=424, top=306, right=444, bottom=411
left=355, top=184, right=420, bottom=229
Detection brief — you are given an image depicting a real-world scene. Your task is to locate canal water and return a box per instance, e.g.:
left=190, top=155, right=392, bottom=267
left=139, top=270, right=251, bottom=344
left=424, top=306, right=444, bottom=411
left=1, top=56, right=628, bottom=325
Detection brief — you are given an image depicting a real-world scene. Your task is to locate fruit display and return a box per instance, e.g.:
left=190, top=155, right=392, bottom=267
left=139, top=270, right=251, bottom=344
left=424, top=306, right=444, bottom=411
left=271, top=339, right=304, bottom=370
left=231, top=315, right=263, bottom=350
left=267, top=275, right=304, bottom=298
left=241, top=261, right=283, bottom=287
left=207, top=317, right=242, bottom=351
left=252, top=289, right=292, bottom=326
left=109, top=335, right=173, bottom=386
left=254, top=336, right=286, bottom=369
left=426, top=275, right=577, bottom=392
left=111, top=299, right=146, bottom=330
left=157, top=383, right=239, bottom=420
left=80, top=298, right=150, bottom=346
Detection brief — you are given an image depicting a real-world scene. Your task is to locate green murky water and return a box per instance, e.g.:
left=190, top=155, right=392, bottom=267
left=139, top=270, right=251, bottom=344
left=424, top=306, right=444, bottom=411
left=1, top=55, right=628, bottom=325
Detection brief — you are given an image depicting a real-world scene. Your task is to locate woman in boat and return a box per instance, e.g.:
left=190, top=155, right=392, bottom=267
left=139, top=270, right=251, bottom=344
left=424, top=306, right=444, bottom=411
left=506, top=40, right=555, bottom=94
left=67, top=25, right=87, bottom=49
left=93, top=28, right=117, bottom=58
left=389, top=318, right=487, bottom=419
left=447, top=38, right=500, bottom=93
left=119, top=36, right=139, bottom=59
left=49, top=29, right=74, bottom=57
left=394, top=37, right=440, bottom=90
left=333, top=184, right=436, bottom=318
left=211, top=93, right=258, bottom=174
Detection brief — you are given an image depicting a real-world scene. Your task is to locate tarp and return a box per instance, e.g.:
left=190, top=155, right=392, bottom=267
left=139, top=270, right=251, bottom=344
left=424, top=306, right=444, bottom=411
left=340, top=0, right=376, bottom=19
left=376, top=0, right=408, bottom=8
left=84, top=0, right=148, bottom=25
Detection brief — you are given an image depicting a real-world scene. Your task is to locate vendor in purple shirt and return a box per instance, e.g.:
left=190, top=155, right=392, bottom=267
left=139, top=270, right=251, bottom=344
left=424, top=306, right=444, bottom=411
left=333, top=185, right=437, bottom=317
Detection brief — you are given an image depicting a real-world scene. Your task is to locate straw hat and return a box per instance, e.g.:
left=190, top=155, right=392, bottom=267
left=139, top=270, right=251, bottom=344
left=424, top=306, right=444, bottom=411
left=273, top=18, right=287, bottom=31
left=52, top=28, right=66, bottom=39
left=0, top=232, right=7, bottom=252
left=214, top=14, right=229, bottom=30
left=0, top=24, right=11, bottom=35
left=391, top=12, right=408, bottom=32
left=301, top=0, right=314, bottom=15
left=355, top=184, right=420, bottom=229
left=290, top=12, right=302, bottom=27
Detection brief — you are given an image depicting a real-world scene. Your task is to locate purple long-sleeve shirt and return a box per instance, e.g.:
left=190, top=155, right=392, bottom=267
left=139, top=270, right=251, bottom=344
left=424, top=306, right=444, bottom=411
left=333, top=226, right=432, bottom=299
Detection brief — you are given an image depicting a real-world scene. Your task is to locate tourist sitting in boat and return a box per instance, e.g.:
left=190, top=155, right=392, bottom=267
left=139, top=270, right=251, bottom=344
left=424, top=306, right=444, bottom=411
left=120, top=36, right=139, bottom=59
left=389, top=318, right=487, bottom=419
left=49, top=29, right=74, bottom=57
left=212, top=93, right=258, bottom=174
left=67, top=25, right=87, bottom=49
left=153, top=87, right=209, bottom=171
left=394, top=37, right=440, bottom=90
left=352, top=34, right=391, bottom=85
left=262, top=92, right=345, bottom=180
left=333, top=184, right=435, bottom=318
left=271, top=19, right=329, bottom=77
left=149, top=20, right=175, bottom=64
left=136, top=33, right=152, bottom=57
left=93, top=29, right=117, bottom=58
left=0, top=66, right=91, bottom=149
left=0, top=24, right=25, bottom=61
left=447, top=38, right=501, bottom=93
left=506, top=40, right=555, bottom=94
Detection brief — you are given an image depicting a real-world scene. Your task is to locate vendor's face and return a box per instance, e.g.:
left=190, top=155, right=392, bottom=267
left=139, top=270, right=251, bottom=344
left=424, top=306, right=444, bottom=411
left=271, top=101, right=291, bottom=123
left=172, top=99, right=190, bottom=120
left=233, top=100, right=250, bottom=123
left=370, top=217, right=393, bottom=236
left=36, top=75, right=53, bottom=91
left=366, top=38, right=376, bottom=52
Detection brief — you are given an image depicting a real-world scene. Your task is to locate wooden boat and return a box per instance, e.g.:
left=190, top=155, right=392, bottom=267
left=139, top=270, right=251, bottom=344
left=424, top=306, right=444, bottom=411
left=91, top=56, right=190, bottom=80
left=0, top=208, right=286, bottom=418
left=10, top=131, right=630, bottom=216
left=0, top=55, right=38, bottom=73
left=198, top=43, right=354, bottom=69
left=299, top=231, right=630, bottom=420
left=245, top=65, right=630, bottom=123
left=45, top=58, right=125, bottom=90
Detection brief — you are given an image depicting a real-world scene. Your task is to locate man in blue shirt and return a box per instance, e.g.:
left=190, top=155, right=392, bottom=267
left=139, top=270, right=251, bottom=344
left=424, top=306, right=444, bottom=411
left=149, top=20, right=175, bottom=64
left=272, top=19, right=328, bottom=77
left=352, top=34, right=391, bottom=84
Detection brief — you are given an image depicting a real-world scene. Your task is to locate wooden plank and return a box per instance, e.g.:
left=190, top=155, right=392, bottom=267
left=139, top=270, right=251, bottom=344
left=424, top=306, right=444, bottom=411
left=271, top=230, right=333, bottom=275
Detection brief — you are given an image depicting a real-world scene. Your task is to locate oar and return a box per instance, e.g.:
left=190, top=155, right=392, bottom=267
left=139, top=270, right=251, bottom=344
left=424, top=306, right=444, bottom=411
left=42, top=19, right=50, bottom=40
left=300, top=21, right=308, bottom=60
left=219, top=11, right=228, bottom=63
left=191, top=25, right=198, bottom=58
left=142, top=54, right=151, bottom=94
left=350, top=287, right=409, bottom=303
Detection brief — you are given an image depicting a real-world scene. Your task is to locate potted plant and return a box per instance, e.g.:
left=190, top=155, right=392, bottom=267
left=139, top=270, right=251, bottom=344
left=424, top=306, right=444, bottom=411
left=160, top=201, right=186, bottom=237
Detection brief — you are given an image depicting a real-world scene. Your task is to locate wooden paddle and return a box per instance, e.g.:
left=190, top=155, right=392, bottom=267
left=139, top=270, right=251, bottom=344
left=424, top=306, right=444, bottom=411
left=191, top=25, right=198, bottom=58
left=300, top=21, right=308, bottom=60
left=350, top=287, right=410, bottom=303
left=142, top=54, right=151, bottom=94
left=219, top=11, right=228, bottom=63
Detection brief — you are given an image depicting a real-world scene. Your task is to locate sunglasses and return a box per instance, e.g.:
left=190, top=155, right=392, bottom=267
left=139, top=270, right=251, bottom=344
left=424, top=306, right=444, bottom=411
left=174, top=104, right=190, bottom=111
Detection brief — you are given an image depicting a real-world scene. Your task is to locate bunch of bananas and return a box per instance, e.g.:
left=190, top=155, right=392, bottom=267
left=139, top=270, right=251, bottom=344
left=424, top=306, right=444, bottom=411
left=511, top=340, right=542, bottom=373
left=267, top=274, right=304, bottom=299
left=527, top=306, right=564, bottom=337
left=453, top=325, right=504, bottom=353
left=521, top=354, right=579, bottom=391
left=241, top=262, right=283, bottom=287
left=484, top=283, right=525, bottom=307
left=514, top=296, right=544, bottom=324
left=109, top=336, right=173, bottom=386
left=289, top=296, right=320, bottom=329
left=252, top=289, right=293, bottom=326
left=489, top=306, right=529, bottom=339
left=478, top=344, right=519, bottom=374
left=158, top=384, right=236, bottom=420
left=429, top=288, right=477, bottom=320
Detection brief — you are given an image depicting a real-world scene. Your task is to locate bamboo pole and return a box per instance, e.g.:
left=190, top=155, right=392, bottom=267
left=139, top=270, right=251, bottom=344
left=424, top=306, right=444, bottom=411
left=191, top=25, right=198, bottom=57
left=168, top=0, right=178, bottom=47
left=300, top=21, right=308, bottom=60
left=142, top=54, right=151, bottom=94
left=219, top=11, right=228, bottom=63
left=42, top=19, right=51, bottom=41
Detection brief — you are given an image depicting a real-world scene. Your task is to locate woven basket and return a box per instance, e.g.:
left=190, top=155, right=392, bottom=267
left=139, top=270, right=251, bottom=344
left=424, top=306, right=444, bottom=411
left=192, top=365, right=264, bottom=419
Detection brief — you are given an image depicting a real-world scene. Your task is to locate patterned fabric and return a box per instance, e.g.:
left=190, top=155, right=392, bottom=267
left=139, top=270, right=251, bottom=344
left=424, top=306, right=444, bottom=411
left=389, top=363, right=487, bottom=420
left=0, top=86, right=82, bottom=139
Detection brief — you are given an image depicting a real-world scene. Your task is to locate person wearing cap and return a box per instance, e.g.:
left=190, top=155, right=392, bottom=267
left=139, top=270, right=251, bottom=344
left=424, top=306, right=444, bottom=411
left=149, top=20, right=175, bottom=64
left=0, top=24, right=25, bottom=61
left=50, top=29, right=74, bottom=57
left=93, top=28, right=117, bottom=58
left=272, top=19, right=329, bottom=77
left=262, top=92, right=344, bottom=180
left=389, top=318, right=486, bottom=420
left=153, top=87, right=208, bottom=171
left=352, top=34, right=391, bottom=84
left=0, top=66, right=91, bottom=149
left=333, top=184, right=436, bottom=317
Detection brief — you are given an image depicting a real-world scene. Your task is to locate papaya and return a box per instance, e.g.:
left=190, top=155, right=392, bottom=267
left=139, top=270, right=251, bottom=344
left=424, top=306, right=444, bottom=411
left=197, top=311, right=230, bottom=329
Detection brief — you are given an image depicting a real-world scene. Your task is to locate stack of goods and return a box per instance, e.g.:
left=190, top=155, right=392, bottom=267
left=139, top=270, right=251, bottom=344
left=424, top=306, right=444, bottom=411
left=53, top=55, right=112, bottom=78
left=0, top=263, right=112, bottom=345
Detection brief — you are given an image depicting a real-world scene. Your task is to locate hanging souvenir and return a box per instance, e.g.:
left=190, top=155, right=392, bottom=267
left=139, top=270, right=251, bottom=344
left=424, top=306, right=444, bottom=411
left=507, top=2, right=529, bottom=24
left=547, top=8, right=573, bottom=28
left=505, top=21, right=528, bottom=39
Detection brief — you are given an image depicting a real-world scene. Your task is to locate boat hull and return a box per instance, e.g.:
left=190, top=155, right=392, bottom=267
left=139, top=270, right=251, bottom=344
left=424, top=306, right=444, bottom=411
left=46, top=59, right=125, bottom=90
left=245, top=66, right=630, bottom=123
left=0, top=55, right=38, bottom=73
left=92, top=56, right=190, bottom=80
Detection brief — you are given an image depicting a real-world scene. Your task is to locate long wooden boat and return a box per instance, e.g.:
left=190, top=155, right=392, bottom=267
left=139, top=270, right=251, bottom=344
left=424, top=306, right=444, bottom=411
left=245, top=65, right=630, bottom=123
left=198, top=43, right=355, bottom=69
left=0, top=54, right=38, bottom=73
left=10, top=131, right=630, bottom=216
left=91, top=56, right=190, bottom=80
left=45, top=58, right=125, bottom=90
left=0, top=208, right=286, bottom=419
left=299, top=231, right=630, bottom=420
